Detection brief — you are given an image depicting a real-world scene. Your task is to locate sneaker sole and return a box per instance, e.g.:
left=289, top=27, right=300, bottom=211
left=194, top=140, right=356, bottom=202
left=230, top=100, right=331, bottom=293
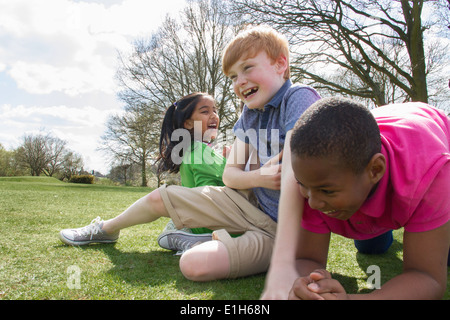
left=59, top=231, right=118, bottom=246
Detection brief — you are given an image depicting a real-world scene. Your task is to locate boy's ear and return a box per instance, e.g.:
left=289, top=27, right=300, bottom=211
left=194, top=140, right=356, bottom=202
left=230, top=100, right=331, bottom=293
left=366, top=153, right=386, bottom=183
left=275, top=54, right=288, bottom=75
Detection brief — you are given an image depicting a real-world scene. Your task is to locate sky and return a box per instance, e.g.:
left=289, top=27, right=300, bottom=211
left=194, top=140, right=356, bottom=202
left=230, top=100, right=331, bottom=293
left=0, top=0, right=187, bottom=174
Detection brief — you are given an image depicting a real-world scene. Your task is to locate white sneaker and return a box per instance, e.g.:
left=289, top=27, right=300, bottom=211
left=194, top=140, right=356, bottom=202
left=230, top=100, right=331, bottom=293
left=59, top=217, right=119, bottom=246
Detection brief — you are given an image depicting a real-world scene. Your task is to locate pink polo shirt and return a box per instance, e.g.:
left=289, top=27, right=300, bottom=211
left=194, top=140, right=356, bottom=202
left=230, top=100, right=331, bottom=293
left=301, top=103, right=450, bottom=240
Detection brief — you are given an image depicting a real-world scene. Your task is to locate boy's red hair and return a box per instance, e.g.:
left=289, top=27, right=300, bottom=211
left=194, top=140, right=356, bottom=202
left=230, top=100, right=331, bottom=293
left=222, top=25, right=290, bottom=80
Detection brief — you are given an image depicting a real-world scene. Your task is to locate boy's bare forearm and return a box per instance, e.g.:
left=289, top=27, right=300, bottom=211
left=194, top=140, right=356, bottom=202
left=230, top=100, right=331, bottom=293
left=222, top=166, right=262, bottom=189
left=346, top=270, right=446, bottom=300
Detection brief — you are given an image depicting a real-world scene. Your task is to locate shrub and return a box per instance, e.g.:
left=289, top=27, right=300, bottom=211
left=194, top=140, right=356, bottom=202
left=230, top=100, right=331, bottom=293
left=69, top=174, right=94, bottom=184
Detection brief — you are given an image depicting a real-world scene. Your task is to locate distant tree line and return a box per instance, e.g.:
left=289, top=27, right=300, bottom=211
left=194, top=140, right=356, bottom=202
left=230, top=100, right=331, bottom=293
left=0, top=133, right=84, bottom=180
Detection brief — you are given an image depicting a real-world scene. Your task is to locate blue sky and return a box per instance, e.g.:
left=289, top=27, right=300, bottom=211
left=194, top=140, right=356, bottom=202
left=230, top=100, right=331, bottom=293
left=0, top=0, right=187, bottom=174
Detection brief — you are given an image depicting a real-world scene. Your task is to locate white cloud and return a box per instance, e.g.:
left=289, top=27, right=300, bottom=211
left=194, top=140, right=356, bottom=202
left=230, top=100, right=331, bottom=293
left=0, top=0, right=182, bottom=96
left=0, top=104, right=110, bottom=126
left=78, top=0, right=172, bottom=36
left=10, top=62, right=82, bottom=95
left=9, top=59, right=115, bottom=95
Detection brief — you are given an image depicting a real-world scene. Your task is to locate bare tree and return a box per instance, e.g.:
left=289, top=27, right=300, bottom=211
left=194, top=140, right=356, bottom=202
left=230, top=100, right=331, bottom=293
left=230, top=0, right=449, bottom=108
left=100, top=102, right=160, bottom=187
left=17, top=133, right=52, bottom=176
left=45, top=136, right=68, bottom=177
left=107, top=0, right=243, bottom=183
left=116, top=0, right=242, bottom=133
left=107, top=162, right=135, bottom=186
left=60, top=151, right=84, bottom=180
left=0, top=144, right=23, bottom=176
left=16, top=132, right=84, bottom=178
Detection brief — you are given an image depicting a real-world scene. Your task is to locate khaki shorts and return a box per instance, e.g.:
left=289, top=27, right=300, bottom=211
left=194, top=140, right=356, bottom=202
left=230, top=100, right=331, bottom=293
left=159, top=185, right=277, bottom=278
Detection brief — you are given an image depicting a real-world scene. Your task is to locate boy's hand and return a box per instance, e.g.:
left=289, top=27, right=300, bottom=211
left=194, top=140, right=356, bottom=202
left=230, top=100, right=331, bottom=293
left=259, top=150, right=283, bottom=190
left=289, top=269, right=348, bottom=300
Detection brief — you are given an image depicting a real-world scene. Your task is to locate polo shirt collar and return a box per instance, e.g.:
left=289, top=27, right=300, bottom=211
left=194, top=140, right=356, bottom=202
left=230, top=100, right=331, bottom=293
left=264, top=79, right=292, bottom=109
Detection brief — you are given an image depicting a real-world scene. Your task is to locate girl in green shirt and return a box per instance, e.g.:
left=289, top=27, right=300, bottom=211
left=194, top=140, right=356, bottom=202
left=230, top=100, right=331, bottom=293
left=156, top=92, right=227, bottom=252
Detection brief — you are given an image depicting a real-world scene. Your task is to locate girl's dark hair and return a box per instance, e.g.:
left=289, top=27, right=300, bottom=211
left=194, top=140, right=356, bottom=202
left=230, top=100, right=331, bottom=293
left=156, top=92, right=212, bottom=174
left=290, top=97, right=381, bottom=174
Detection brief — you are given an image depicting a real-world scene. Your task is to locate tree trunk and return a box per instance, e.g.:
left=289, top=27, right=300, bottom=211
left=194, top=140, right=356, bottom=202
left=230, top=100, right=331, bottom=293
left=401, top=0, right=428, bottom=103
left=141, top=159, right=147, bottom=187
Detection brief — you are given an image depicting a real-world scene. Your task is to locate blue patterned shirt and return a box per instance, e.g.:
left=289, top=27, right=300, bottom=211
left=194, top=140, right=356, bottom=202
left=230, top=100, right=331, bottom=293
left=233, top=80, right=321, bottom=221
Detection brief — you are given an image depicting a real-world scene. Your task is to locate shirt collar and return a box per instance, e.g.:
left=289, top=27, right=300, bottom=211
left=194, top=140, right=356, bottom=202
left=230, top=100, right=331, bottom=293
left=264, top=79, right=292, bottom=109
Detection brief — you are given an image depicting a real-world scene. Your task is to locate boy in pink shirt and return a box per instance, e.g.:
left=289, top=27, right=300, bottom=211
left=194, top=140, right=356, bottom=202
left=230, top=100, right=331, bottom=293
left=264, top=97, right=449, bottom=300
left=301, top=101, right=449, bottom=241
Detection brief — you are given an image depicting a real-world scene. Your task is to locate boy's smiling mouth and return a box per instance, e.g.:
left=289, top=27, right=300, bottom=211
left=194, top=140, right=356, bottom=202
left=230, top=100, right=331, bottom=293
left=322, top=210, right=340, bottom=218
left=242, top=87, right=258, bottom=99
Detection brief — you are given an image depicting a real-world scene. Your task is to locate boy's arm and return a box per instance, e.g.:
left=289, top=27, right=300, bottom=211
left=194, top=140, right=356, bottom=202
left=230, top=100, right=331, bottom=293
left=261, top=130, right=329, bottom=299
left=355, top=222, right=449, bottom=300
left=261, top=130, right=301, bottom=299
left=223, top=138, right=282, bottom=190
left=300, top=221, right=449, bottom=300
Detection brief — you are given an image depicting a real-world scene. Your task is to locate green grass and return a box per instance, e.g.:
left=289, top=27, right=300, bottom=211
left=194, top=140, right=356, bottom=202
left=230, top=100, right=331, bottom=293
left=0, top=176, right=448, bottom=300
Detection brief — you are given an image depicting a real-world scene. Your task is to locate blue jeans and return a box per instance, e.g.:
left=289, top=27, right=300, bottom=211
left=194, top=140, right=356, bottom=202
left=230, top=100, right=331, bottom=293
left=355, top=230, right=450, bottom=267
left=354, top=231, right=393, bottom=255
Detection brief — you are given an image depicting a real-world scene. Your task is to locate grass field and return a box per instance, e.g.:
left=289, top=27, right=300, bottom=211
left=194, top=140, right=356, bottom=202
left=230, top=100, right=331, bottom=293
left=0, top=176, right=448, bottom=300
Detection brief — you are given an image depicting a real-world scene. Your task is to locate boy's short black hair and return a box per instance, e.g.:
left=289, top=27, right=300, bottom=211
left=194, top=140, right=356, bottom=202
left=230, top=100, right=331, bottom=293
left=290, top=97, right=381, bottom=174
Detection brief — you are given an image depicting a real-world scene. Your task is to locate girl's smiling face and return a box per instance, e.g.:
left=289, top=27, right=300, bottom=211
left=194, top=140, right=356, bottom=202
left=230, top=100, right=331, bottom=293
left=291, top=154, right=384, bottom=220
left=183, top=96, right=219, bottom=142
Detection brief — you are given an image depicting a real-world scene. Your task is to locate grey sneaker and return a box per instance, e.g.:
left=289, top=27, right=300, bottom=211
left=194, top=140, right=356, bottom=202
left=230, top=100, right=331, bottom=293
left=59, top=217, right=119, bottom=246
left=157, top=230, right=212, bottom=255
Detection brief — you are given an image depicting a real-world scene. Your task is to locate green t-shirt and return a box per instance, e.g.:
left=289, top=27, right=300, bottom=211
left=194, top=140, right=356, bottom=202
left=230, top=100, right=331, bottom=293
left=179, top=141, right=225, bottom=234
left=179, top=141, right=225, bottom=188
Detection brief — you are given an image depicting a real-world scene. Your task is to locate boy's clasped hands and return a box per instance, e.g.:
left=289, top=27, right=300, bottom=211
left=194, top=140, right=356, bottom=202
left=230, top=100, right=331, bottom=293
left=289, top=269, right=348, bottom=300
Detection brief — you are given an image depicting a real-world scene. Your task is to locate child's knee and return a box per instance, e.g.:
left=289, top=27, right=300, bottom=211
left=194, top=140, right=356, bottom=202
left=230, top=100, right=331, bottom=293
left=179, top=241, right=230, bottom=281
left=144, top=189, right=166, bottom=215
left=145, top=189, right=161, bottom=203
left=179, top=250, right=206, bottom=281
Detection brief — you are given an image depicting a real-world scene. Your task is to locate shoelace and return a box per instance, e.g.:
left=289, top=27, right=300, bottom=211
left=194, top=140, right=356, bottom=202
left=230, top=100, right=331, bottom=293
left=170, top=236, right=199, bottom=255
left=78, top=217, right=103, bottom=240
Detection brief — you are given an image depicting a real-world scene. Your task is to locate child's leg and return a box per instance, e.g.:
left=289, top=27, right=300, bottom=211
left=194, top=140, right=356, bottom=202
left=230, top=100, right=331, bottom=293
left=179, top=240, right=230, bottom=281
left=158, top=185, right=276, bottom=281
left=180, top=229, right=274, bottom=281
left=354, top=230, right=393, bottom=254
left=102, top=189, right=169, bottom=234
left=59, top=189, right=170, bottom=246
